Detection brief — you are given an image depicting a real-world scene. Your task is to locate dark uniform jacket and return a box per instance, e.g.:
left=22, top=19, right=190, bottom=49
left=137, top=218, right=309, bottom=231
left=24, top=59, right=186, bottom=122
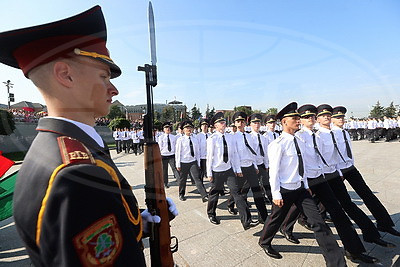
left=13, top=118, right=145, bottom=266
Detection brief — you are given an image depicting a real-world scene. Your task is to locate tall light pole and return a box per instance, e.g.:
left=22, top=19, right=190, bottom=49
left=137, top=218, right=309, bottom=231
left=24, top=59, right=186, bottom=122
left=3, top=80, right=14, bottom=109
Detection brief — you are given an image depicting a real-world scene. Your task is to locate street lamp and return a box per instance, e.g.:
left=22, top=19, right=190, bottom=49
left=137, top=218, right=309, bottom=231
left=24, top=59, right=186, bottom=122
left=3, top=80, right=14, bottom=109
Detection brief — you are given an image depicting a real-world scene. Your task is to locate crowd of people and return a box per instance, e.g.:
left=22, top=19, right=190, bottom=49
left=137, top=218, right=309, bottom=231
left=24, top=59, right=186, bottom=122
left=8, top=109, right=47, bottom=123
left=120, top=103, right=400, bottom=265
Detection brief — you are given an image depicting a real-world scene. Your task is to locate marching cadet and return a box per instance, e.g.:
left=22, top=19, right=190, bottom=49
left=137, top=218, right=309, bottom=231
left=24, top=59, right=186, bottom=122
left=131, top=128, right=141, bottom=155
left=1, top=6, right=177, bottom=266
left=316, top=104, right=395, bottom=248
left=206, top=112, right=257, bottom=230
left=280, top=104, right=378, bottom=263
left=249, top=113, right=272, bottom=203
left=197, top=118, right=210, bottom=182
left=113, top=128, right=122, bottom=153
left=258, top=102, right=345, bottom=266
left=263, top=114, right=279, bottom=143
left=158, top=122, right=181, bottom=188
left=331, top=106, right=400, bottom=237
left=175, top=120, right=208, bottom=202
left=121, top=127, right=130, bottom=153
left=227, top=112, right=268, bottom=223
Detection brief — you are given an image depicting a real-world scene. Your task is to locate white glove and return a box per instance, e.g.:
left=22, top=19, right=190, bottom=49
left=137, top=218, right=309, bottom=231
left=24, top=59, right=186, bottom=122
left=166, top=197, right=179, bottom=216
left=141, top=209, right=161, bottom=234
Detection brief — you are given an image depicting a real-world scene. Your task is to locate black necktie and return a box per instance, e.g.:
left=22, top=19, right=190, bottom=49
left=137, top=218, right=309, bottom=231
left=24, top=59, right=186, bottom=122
left=342, top=130, right=353, bottom=159
left=167, top=134, right=171, bottom=151
left=205, top=133, right=208, bottom=139
left=258, top=134, right=265, bottom=157
left=330, top=131, right=346, bottom=163
left=273, top=132, right=277, bottom=139
left=189, top=137, right=194, bottom=157
left=243, top=133, right=256, bottom=155
left=222, top=135, right=228, bottom=163
left=312, top=133, right=328, bottom=166
left=293, top=137, right=304, bottom=177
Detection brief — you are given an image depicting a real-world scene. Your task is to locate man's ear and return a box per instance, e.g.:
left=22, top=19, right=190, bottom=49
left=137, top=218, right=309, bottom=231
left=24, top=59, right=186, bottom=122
left=53, top=61, right=74, bottom=87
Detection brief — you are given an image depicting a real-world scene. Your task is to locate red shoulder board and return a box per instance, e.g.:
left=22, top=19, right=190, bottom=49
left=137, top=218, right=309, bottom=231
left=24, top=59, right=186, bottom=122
left=57, top=136, right=96, bottom=165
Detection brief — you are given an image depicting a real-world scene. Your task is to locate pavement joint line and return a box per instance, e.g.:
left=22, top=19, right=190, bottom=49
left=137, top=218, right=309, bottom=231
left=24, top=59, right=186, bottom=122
left=0, top=222, right=15, bottom=230
left=0, top=247, right=26, bottom=254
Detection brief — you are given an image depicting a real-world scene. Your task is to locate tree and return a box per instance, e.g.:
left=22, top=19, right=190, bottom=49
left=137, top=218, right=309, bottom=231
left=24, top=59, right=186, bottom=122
left=205, top=104, right=210, bottom=119
left=265, top=107, right=278, bottom=115
left=369, top=101, right=384, bottom=118
left=161, top=106, right=175, bottom=123
left=108, top=118, right=131, bottom=130
left=208, top=107, right=216, bottom=119
left=234, top=106, right=252, bottom=116
left=0, top=110, right=15, bottom=135
left=107, top=105, right=125, bottom=120
left=190, top=104, right=202, bottom=121
left=384, top=101, right=397, bottom=118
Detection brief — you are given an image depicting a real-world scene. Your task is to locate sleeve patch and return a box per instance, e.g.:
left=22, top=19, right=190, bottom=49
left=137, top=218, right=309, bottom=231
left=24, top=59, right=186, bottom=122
left=73, top=214, right=123, bottom=266
left=57, top=136, right=96, bottom=165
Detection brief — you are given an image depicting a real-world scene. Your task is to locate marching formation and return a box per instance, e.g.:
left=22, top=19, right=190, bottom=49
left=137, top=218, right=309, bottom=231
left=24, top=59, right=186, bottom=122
left=154, top=102, right=400, bottom=265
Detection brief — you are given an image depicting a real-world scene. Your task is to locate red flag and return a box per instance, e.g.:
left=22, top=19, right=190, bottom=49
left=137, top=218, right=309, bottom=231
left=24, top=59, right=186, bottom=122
left=0, top=152, right=15, bottom=178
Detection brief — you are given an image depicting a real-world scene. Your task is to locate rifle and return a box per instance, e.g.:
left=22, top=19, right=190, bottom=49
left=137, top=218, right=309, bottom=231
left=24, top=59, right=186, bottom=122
left=138, top=2, right=177, bottom=266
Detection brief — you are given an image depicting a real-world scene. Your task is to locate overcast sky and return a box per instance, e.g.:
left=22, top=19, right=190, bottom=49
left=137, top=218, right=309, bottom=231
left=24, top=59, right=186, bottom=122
left=1, top=0, right=399, bottom=117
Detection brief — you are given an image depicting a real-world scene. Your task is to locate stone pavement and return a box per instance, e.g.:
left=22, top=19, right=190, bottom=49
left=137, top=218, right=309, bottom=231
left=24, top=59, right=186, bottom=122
left=1, top=140, right=400, bottom=266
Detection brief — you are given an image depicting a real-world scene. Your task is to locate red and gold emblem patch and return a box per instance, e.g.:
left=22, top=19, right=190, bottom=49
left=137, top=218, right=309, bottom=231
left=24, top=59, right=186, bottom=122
left=73, top=214, right=123, bottom=266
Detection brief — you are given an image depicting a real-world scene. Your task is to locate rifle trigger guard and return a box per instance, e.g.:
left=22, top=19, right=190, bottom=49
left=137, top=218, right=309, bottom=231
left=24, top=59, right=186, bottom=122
left=170, top=236, right=178, bottom=253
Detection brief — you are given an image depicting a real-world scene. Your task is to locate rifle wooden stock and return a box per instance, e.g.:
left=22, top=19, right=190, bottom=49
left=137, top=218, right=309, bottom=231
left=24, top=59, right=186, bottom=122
left=144, top=142, right=174, bottom=267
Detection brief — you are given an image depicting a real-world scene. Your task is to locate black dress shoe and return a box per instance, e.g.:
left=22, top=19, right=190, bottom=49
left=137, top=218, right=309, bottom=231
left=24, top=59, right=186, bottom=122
left=345, top=251, right=379, bottom=263
left=370, top=238, right=396, bottom=248
left=179, top=195, right=186, bottom=201
left=243, top=220, right=260, bottom=230
left=202, top=196, right=208, bottom=203
left=165, top=184, right=170, bottom=188
left=279, top=229, right=300, bottom=244
left=259, top=244, right=282, bottom=259
left=208, top=215, right=220, bottom=225
left=377, top=226, right=400, bottom=237
left=228, top=207, right=238, bottom=215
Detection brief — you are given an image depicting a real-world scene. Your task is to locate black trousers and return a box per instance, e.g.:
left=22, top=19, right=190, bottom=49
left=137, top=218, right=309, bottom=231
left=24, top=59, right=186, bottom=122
left=259, top=186, right=345, bottom=267
left=281, top=175, right=366, bottom=255
left=161, top=155, right=180, bottom=186
left=132, top=143, right=139, bottom=155
left=115, top=140, right=122, bottom=153
left=342, top=165, right=394, bottom=229
left=179, top=161, right=207, bottom=198
left=199, top=158, right=207, bottom=182
left=207, top=168, right=251, bottom=226
left=258, top=164, right=272, bottom=202
left=325, top=171, right=381, bottom=242
left=122, top=140, right=129, bottom=153
left=227, top=166, right=268, bottom=221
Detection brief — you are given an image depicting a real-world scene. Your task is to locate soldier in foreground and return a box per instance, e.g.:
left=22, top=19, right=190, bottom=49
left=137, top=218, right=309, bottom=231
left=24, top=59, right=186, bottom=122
left=0, top=6, right=177, bottom=266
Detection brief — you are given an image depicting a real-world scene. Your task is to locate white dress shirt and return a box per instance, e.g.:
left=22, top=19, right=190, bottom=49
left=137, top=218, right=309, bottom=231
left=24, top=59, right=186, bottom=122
left=268, top=131, right=309, bottom=200
left=196, top=132, right=210, bottom=159
left=316, top=127, right=342, bottom=175
left=250, top=131, right=269, bottom=167
left=158, top=133, right=177, bottom=156
left=175, top=134, right=200, bottom=168
left=234, top=131, right=258, bottom=169
left=295, top=128, right=324, bottom=179
left=264, top=130, right=279, bottom=144
left=206, top=131, right=240, bottom=177
left=331, top=125, right=354, bottom=169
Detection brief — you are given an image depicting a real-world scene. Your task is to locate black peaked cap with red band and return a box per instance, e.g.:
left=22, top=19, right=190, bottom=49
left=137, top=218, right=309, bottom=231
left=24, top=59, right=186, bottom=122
left=0, top=5, right=121, bottom=78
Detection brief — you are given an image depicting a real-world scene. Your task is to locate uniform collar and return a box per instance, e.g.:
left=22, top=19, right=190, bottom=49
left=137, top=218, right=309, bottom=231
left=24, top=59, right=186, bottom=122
left=36, top=117, right=107, bottom=153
